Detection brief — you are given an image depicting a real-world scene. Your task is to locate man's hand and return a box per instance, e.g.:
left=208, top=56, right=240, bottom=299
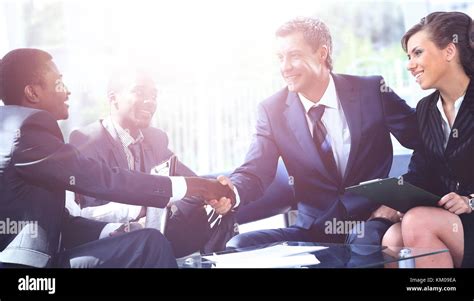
left=108, top=222, right=143, bottom=237
left=369, top=205, right=403, bottom=223
left=205, top=175, right=236, bottom=215
left=438, top=192, right=472, bottom=215
left=184, top=177, right=235, bottom=205
left=207, top=197, right=233, bottom=215
left=216, top=175, right=234, bottom=190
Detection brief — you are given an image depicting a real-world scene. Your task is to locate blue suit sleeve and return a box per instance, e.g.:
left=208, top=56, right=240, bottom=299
left=13, top=111, right=173, bottom=208
left=379, top=76, right=421, bottom=150
left=230, top=103, right=280, bottom=206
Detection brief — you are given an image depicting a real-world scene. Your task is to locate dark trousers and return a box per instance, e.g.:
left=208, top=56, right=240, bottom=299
left=226, top=219, right=392, bottom=249
left=53, top=229, right=177, bottom=268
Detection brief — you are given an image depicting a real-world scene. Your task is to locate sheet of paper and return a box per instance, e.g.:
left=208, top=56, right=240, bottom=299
left=212, top=253, right=320, bottom=268
left=203, top=244, right=327, bottom=268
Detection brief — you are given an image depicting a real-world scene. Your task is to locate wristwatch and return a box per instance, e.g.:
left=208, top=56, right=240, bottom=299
left=468, top=195, right=474, bottom=211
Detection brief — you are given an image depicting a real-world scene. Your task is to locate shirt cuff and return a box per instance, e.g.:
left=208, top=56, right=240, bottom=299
left=99, top=223, right=123, bottom=239
left=233, top=186, right=241, bottom=208
left=169, top=176, right=187, bottom=202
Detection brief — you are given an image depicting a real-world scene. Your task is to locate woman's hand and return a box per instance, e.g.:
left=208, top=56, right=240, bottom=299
left=370, top=205, right=404, bottom=223
left=438, top=192, right=472, bottom=215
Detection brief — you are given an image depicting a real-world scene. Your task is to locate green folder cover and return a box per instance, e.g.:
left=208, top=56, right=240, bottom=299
left=345, top=177, right=440, bottom=213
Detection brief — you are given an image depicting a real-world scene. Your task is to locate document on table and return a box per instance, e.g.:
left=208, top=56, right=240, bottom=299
left=202, top=244, right=327, bottom=268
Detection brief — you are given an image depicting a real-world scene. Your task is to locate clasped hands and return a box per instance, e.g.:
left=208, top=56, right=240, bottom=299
left=112, top=176, right=235, bottom=236
left=185, top=175, right=235, bottom=215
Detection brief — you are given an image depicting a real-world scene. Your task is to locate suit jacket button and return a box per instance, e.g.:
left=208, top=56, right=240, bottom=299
left=170, top=205, right=178, bottom=216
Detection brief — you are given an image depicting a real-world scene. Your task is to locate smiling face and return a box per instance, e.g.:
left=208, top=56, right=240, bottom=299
left=110, top=71, right=158, bottom=131
left=276, top=32, right=328, bottom=99
left=32, top=61, right=71, bottom=120
left=406, top=30, right=452, bottom=90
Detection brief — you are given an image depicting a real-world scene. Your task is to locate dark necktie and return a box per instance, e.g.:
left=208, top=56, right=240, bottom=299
left=128, top=142, right=143, bottom=172
left=308, top=105, right=340, bottom=181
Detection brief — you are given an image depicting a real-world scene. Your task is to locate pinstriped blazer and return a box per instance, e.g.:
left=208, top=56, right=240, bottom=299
left=405, top=79, right=474, bottom=197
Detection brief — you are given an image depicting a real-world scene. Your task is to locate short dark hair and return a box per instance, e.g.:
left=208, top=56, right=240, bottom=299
left=0, top=48, right=53, bottom=105
left=276, top=17, right=333, bottom=70
left=401, top=11, right=474, bottom=76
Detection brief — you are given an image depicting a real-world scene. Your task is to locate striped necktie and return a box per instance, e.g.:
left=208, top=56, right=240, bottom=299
left=308, top=105, right=340, bottom=181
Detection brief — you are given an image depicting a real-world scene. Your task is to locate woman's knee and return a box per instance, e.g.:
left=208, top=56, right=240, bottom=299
left=382, top=223, right=403, bottom=247
left=402, top=207, right=435, bottom=230
left=402, top=207, right=456, bottom=244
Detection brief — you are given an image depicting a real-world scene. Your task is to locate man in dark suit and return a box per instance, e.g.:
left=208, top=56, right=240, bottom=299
left=0, top=48, right=233, bottom=267
left=211, top=17, right=420, bottom=248
left=69, top=67, right=211, bottom=257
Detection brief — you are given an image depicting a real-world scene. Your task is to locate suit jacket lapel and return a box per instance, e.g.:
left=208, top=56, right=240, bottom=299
left=429, top=98, right=446, bottom=158
left=333, top=74, right=360, bottom=184
left=445, top=79, right=474, bottom=157
left=420, top=91, right=451, bottom=159
left=283, top=91, right=337, bottom=184
left=100, top=119, right=129, bottom=170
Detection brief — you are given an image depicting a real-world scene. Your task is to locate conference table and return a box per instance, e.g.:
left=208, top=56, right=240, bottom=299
left=177, top=241, right=448, bottom=268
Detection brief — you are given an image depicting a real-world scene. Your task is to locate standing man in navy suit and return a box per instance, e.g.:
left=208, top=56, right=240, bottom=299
left=210, top=17, right=420, bottom=248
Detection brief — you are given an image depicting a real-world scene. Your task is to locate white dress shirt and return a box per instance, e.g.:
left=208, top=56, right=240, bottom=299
left=106, top=118, right=187, bottom=202
left=66, top=117, right=187, bottom=238
left=436, top=94, right=464, bottom=150
left=299, top=74, right=351, bottom=177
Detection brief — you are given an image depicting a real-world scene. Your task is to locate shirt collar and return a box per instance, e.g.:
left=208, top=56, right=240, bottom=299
left=108, top=117, right=144, bottom=148
left=299, top=74, right=338, bottom=114
left=436, top=94, right=464, bottom=118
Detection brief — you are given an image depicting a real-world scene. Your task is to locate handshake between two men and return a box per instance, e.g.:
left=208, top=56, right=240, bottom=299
left=112, top=176, right=236, bottom=237
left=184, top=176, right=236, bottom=215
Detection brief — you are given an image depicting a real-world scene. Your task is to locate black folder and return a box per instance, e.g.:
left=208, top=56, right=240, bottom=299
left=345, top=177, right=440, bottom=213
